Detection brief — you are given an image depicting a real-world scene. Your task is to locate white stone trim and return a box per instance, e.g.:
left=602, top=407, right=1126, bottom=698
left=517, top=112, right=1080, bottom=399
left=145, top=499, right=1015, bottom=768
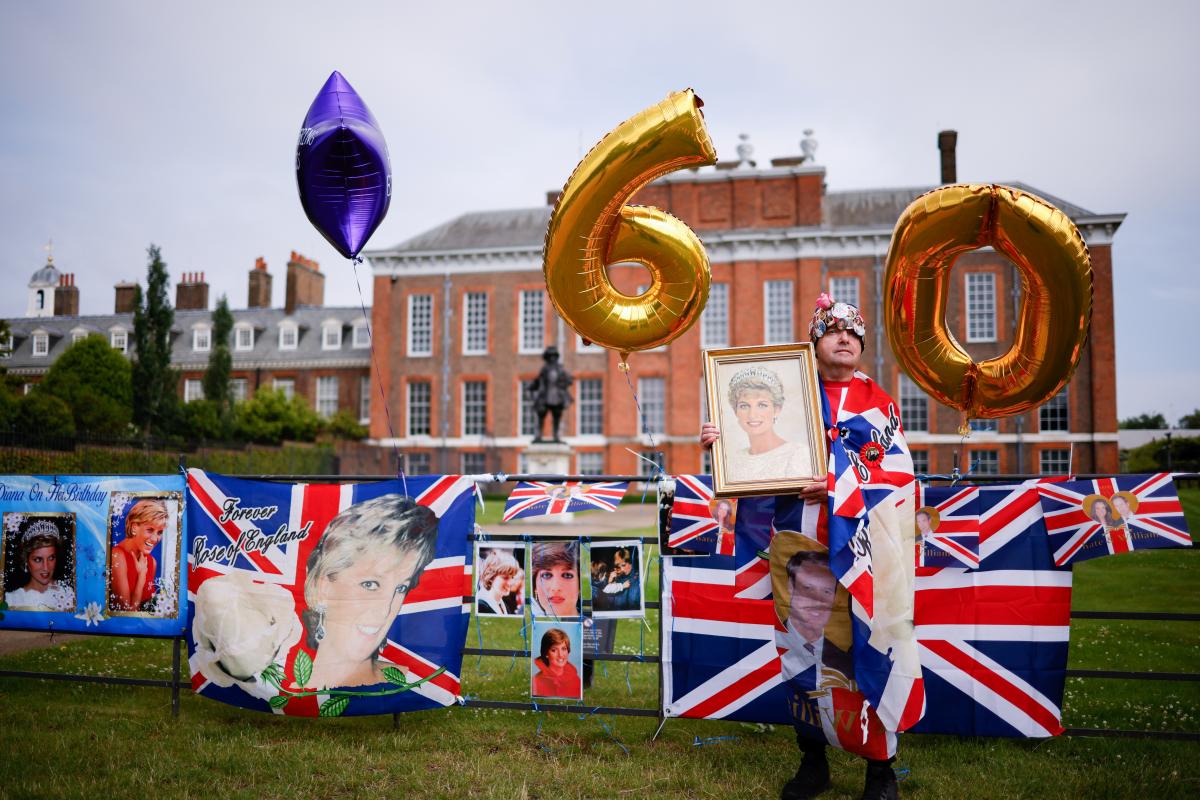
left=906, top=432, right=1120, bottom=444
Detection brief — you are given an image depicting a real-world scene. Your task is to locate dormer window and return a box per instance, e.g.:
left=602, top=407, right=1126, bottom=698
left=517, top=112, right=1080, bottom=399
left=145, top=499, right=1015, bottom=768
left=352, top=320, right=370, bottom=348
left=322, top=321, right=342, bottom=350
left=110, top=328, right=127, bottom=354
left=234, top=324, right=254, bottom=352
left=193, top=326, right=212, bottom=352
left=32, top=332, right=49, bottom=357
left=0, top=332, right=12, bottom=358
left=70, top=329, right=88, bottom=345
left=279, top=322, right=298, bottom=350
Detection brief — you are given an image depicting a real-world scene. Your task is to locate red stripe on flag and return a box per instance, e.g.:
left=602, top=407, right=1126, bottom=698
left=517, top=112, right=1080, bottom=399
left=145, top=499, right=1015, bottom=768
left=418, top=475, right=462, bottom=509
left=405, top=564, right=468, bottom=604
left=898, top=676, right=925, bottom=730
left=681, top=654, right=782, bottom=719
left=670, top=586, right=777, bottom=627
left=186, top=472, right=282, bottom=575
left=915, top=586, right=1072, bottom=625
left=845, top=571, right=873, bottom=618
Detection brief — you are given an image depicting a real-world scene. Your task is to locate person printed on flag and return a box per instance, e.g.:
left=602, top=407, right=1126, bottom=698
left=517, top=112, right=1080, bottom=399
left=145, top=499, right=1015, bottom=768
left=529, top=540, right=581, bottom=619
left=772, top=532, right=854, bottom=686
left=701, top=292, right=917, bottom=800
left=1111, top=492, right=1137, bottom=527
left=915, top=507, right=936, bottom=567
left=714, top=498, right=736, bottom=554
left=1085, top=496, right=1121, bottom=529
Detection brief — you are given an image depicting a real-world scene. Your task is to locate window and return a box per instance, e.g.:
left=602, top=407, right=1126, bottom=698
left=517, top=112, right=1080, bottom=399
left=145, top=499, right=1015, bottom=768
left=910, top=449, right=929, bottom=475
left=405, top=452, right=431, bottom=475
left=322, top=322, right=342, bottom=350
left=352, top=321, right=370, bottom=348
left=32, top=333, right=49, bottom=357
left=359, top=375, right=371, bottom=423
left=407, top=381, right=431, bottom=436
left=578, top=452, right=604, bottom=475
left=462, top=451, right=487, bottom=474
left=520, top=379, right=539, bottom=437
left=463, top=381, right=487, bottom=435
left=519, top=290, right=545, bottom=353
left=315, top=376, right=339, bottom=418
left=193, top=327, right=211, bottom=352
left=764, top=280, right=793, bottom=344
left=638, top=377, right=665, bottom=436
left=1040, top=389, right=1069, bottom=432
left=701, top=283, right=729, bottom=348
left=966, top=272, right=996, bottom=342
left=969, top=419, right=998, bottom=433
left=407, top=295, right=433, bottom=356
left=184, top=379, right=203, bottom=403
left=898, top=374, right=928, bottom=432
left=70, top=330, right=87, bottom=346
left=463, top=292, right=488, bottom=355
left=279, top=323, right=298, bottom=350
left=701, top=449, right=712, bottom=475
left=829, top=276, right=860, bottom=309
left=110, top=329, right=127, bottom=354
left=640, top=450, right=665, bottom=478
left=35, top=290, right=45, bottom=310
left=971, top=449, right=999, bottom=475
left=235, top=325, right=254, bottom=352
left=577, top=378, right=604, bottom=436
left=0, top=332, right=12, bottom=356
left=274, top=378, right=295, bottom=400
left=230, top=378, right=248, bottom=404
left=1040, top=448, right=1071, bottom=475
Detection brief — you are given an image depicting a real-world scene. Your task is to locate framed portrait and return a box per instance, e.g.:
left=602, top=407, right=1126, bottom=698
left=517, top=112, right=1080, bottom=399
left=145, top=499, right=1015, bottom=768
left=530, top=619, right=584, bottom=701
left=474, top=542, right=526, bottom=617
left=1, top=512, right=77, bottom=612
left=105, top=491, right=183, bottom=618
left=588, top=540, right=644, bottom=619
left=704, top=343, right=828, bottom=497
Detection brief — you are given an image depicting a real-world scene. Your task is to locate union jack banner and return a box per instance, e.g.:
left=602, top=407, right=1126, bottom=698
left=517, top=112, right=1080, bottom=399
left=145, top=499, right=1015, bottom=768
left=1037, top=473, right=1193, bottom=566
left=186, top=470, right=475, bottom=716
left=502, top=481, right=628, bottom=522
left=665, top=475, right=736, bottom=556
left=916, top=485, right=980, bottom=569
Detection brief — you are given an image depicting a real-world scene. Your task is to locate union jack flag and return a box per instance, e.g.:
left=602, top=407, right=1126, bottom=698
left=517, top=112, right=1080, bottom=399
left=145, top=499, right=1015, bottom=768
left=665, top=475, right=736, bottom=556
left=1037, top=473, right=1193, bottom=566
left=186, top=470, right=476, bottom=716
left=502, top=481, right=628, bottom=522
left=916, top=485, right=980, bottom=569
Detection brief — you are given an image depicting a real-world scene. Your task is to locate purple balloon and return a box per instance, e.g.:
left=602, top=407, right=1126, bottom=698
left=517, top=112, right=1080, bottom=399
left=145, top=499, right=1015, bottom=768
left=296, top=71, right=391, bottom=260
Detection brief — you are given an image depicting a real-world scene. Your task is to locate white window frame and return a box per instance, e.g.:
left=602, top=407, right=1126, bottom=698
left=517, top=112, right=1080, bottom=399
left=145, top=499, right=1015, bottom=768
left=1039, top=448, right=1072, bottom=475
left=234, top=324, right=254, bottom=352
left=406, top=452, right=431, bottom=475
left=518, top=290, right=546, bottom=354
left=577, top=451, right=604, bottom=476
left=315, top=376, right=339, bottom=418
left=407, top=294, right=433, bottom=357
left=70, top=329, right=88, bottom=346
left=577, top=378, right=604, bottom=436
left=462, top=292, right=489, bottom=355
left=183, top=379, right=203, bottom=403
left=1039, top=388, right=1070, bottom=432
left=230, top=378, right=248, bottom=404
left=462, top=451, right=487, bottom=474
left=278, top=322, right=298, bottom=351
left=352, top=320, right=370, bottom=349
left=638, top=377, right=666, bottom=436
left=971, top=449, right=1000, bottom=475
left=519, top=379, right=539, bottom=437
left=32, top=331, right=50, bottom=357
left=273, top=377, right=295, bottom=400
left=764, top=280, right=793, bottom=344
left=462, top=380, right=487, bottom=435
left=407, top=381, right=432, bottom=436
left=898, top=373, right=928, bottom=432
left=109, top=328, right=127, bottom=354
left=701, top=282, right=729, bottom=349
left=321, top=321, right=342, bottom=350
left=192, top=325, right=211, bottom=353
left=359, top=375, right=371, bottom=423
left=965, top=272, right=997, bottom=343
left=0, top=332, right=12, bottom=356
left=829, top=276, right=860, bottom=309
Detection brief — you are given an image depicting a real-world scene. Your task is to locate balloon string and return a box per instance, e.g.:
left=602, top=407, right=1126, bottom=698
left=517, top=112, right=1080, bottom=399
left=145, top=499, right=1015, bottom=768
left=350, top=257, right=405, bottom=491
left=620, top=367, right=663, bottom=481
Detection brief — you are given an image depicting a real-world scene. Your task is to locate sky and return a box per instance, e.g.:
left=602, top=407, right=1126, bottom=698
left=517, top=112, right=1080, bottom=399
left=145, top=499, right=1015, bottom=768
left=1, top=0, right=1197, bottom=422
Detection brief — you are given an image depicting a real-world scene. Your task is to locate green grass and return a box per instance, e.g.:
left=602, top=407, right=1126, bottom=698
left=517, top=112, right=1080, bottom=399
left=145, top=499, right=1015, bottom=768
left=0, top=493, right=1197, bottom=799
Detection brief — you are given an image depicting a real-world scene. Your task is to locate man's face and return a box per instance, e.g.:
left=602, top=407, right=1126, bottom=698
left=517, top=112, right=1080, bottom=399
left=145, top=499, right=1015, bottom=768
left=1113, top=496, right=1131, bottom=517
left=814, top=328, right=863, bottom=372
left=916, top=512, right=933, bottom=535
left=788, top=560, right=837, bottom=643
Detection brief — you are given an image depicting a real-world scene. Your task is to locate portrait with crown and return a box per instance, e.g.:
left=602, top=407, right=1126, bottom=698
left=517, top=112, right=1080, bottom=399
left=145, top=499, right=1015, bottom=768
left=2, top=512, right=77, bottom=612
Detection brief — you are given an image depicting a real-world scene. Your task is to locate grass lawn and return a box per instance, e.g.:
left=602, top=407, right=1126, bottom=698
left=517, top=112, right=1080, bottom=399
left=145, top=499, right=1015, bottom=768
left=0, top=492, right=1196, bottom=799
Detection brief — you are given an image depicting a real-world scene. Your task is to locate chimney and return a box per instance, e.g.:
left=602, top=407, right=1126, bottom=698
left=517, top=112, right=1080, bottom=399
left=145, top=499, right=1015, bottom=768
left=54, top=273, right=79, bottom=317
left=176, top=271, right=210, bottom=311
left=248, top=256, right=272, bottom=308
left=938, top=130, right=958, bottom=184
left=545, top=190, right=561, bottom=206
left=285, top=251, right=324, bottom=315
left=114, top=281, right=138, bottom=314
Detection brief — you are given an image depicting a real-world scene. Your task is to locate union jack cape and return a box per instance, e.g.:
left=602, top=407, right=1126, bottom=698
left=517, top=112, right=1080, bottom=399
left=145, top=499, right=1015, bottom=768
left=186, top=470, right=476, bottom=716
left=502, top=481, right=628, bottom=522
left=665, top=475, right=736, bottom=556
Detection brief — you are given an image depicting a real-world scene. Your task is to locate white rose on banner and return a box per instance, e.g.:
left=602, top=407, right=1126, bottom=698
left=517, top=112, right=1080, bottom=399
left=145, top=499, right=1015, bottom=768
left=192, top=572, right=302, bottom=692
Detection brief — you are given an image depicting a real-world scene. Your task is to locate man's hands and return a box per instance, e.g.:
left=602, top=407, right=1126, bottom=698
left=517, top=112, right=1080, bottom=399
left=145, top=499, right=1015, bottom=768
left=700, top=422, right=720, bottom=448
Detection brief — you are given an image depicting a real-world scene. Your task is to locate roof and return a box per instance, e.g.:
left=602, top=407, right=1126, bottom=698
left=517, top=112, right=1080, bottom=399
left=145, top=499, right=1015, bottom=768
left=27, top=261, right=61, bottom=288
left=824, top=182, right=1098, bottom=228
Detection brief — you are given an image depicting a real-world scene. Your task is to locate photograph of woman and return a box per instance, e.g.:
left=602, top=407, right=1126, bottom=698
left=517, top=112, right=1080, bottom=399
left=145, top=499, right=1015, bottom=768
left=589, top=541, right=643, bottom=617
left=301, top=494, right=440, bottom=689
left=530, top=622, right=583, bottom=700
left=712, top=498, right=737, bottom=554
left=722, top=365, right=814, bottom=483
left=475, top=544, right=525, bottom=616
left=2, top=514, right=75, bottom=612
left=1084, top=496, right=1121, bottom=529
left=108, top=498, right=169, bottom=613
left=529, top=540, right=580, bottom=619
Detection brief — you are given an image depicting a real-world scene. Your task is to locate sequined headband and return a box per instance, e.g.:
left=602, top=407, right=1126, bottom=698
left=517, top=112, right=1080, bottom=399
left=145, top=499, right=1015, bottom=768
left=808, top=292, right=866, bottom=341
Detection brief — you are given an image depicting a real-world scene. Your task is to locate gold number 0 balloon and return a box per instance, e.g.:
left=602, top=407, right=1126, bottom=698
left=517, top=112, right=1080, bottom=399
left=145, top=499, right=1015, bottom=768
left=543, top=89, right=717, bottom=363
left=883, top=184, right=1092, bottom=422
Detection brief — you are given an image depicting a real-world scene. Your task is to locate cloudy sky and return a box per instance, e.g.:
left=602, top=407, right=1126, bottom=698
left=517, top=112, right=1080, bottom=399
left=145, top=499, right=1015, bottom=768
left=2, top=1, right=1196, bottom=422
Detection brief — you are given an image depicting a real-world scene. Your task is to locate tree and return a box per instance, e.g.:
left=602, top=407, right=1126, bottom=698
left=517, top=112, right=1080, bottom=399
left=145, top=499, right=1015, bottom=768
left=15, top=391, right=75, bottom=438
left=325, top=409, right=368, bottom=440
left=1118, top=412, right=1167, bottom=430
left=131, top=244, right=176, bottom=435
left=40, top=336, right=133, bottom=436
left=202, top=295, right=234, bottom=430
left=235, top=388, right=323, bottom=445
left=1179, top=409, right=1200, bottom=430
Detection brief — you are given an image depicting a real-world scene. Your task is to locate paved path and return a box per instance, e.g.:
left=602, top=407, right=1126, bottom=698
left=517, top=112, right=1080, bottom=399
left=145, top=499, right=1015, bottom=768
left=0, top=630, right=88, bottom=657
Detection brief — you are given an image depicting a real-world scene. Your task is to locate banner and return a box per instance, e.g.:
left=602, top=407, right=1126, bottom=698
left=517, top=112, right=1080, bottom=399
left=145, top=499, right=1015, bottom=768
left=0, top=475, right=186, bottom=635
left=186, top=471, right=476, bottom=717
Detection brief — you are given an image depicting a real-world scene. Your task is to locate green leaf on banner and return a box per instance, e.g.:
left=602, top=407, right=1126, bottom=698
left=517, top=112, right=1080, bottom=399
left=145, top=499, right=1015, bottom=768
left=319, top=696, right=349, bottom=717
left=268, top=694, right=289, bottom=710
left=382, top=666, right=409, bottom=687
left=260, top=663, right=283, bottom=689
left=293, top=650, right=313, bottom=688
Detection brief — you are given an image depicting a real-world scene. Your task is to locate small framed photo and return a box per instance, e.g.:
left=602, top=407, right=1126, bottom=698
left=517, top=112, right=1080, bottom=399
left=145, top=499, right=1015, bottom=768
left=105, top=491, right=183, bottom=618
left=529, top=540, right=581, bottom=620
left=475, top=542, right=526, bottom=616
left=530, top=619, right=584, bottom=701
left=1, top=512, right=77, bottom=612
left=589, top=540, right=644, bottom=618
left=704, top=343, right=828, bottom=497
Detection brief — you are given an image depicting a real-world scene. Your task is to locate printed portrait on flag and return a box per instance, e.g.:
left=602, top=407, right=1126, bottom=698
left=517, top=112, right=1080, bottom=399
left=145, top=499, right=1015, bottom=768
left=2, top=512, right=76, bottom=612
left=186, top=470, right=476, bottom=716
left=703, top=344, right=827, bottom=497
left=914, top=486, right=980, bottom=569
left=529, top=540, right=581, bottom=620
left=530, top=619, right=583, bottom=701
left=105, top=491, right=183, bottom=617
left=662, top=475, right=733, bottom=557
left=475, top=543, right=525, bottom=616
left=589, top=540, right=644, bottom=618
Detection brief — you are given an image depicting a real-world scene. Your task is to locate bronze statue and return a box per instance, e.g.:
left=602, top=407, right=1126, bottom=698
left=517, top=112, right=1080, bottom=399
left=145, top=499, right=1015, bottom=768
left=528, top=346, right=573, bottom=442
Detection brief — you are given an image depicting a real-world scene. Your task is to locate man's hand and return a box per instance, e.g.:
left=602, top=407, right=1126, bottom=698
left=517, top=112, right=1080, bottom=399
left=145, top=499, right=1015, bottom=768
left=798, top=480, right=827, bottom=505
left=700, top=423, right=720, bottom=448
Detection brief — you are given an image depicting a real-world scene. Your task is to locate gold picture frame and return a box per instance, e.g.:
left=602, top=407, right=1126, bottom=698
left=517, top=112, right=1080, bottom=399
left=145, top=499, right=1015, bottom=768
left=704, top=342, right=827, bottom=498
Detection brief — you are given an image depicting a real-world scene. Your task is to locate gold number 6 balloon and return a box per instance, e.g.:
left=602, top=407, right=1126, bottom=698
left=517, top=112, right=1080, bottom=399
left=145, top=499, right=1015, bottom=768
left=883, top=184, right=1092, bottom=425
left=543, top=90, right=717, bottom=364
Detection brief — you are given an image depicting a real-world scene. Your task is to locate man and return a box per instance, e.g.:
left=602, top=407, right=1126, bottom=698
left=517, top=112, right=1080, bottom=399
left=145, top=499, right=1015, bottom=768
left=702, top=293, right=914, bottom=800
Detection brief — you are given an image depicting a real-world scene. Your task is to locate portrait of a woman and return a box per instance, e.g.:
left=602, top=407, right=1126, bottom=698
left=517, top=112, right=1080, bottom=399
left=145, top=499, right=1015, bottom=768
left=5, top=517, right=75, bottom=612
left=531, top=626, right=582, bottom=699
left=713, top=499, right=736, bottom=553
left=1087, top=497, right=1120, bottom=529
left=302, top=494, right=439, bottom=689
left=109, top=499, right=168, bottom=612
left=476, top=546, right=523, bottom=616
left=723, top=366, right=812, bottom=482
left=530, top=540, right=580, bottom=619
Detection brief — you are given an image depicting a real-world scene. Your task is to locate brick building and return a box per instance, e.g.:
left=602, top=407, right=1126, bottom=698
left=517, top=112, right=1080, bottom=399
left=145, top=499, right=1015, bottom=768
left=364, top=134, right=1124, bottom=477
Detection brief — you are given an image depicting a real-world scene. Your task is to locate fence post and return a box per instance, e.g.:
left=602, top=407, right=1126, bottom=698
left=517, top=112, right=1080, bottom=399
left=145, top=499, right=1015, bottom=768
left=171, top=637, right=182, bottom=717
left=652, top=475, right=675, bottom=741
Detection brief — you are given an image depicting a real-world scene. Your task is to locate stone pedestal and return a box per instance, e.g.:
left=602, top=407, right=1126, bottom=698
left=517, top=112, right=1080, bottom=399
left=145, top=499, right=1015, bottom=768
left=520, top=442, right=573, bottom=524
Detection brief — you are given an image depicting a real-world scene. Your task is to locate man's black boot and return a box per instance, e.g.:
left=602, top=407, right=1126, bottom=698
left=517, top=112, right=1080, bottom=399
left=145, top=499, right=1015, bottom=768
left=860, top=758, right=898, bottom=800
left=780, top=746, right=831, bottom=800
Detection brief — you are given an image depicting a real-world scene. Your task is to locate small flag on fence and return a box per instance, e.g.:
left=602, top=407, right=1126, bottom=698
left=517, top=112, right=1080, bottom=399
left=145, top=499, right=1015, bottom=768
left=916, top=485, right=980, bottom=569
left=502, top=481, right=628, bottom=522
left=666, top=475, right=736, bottom=556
